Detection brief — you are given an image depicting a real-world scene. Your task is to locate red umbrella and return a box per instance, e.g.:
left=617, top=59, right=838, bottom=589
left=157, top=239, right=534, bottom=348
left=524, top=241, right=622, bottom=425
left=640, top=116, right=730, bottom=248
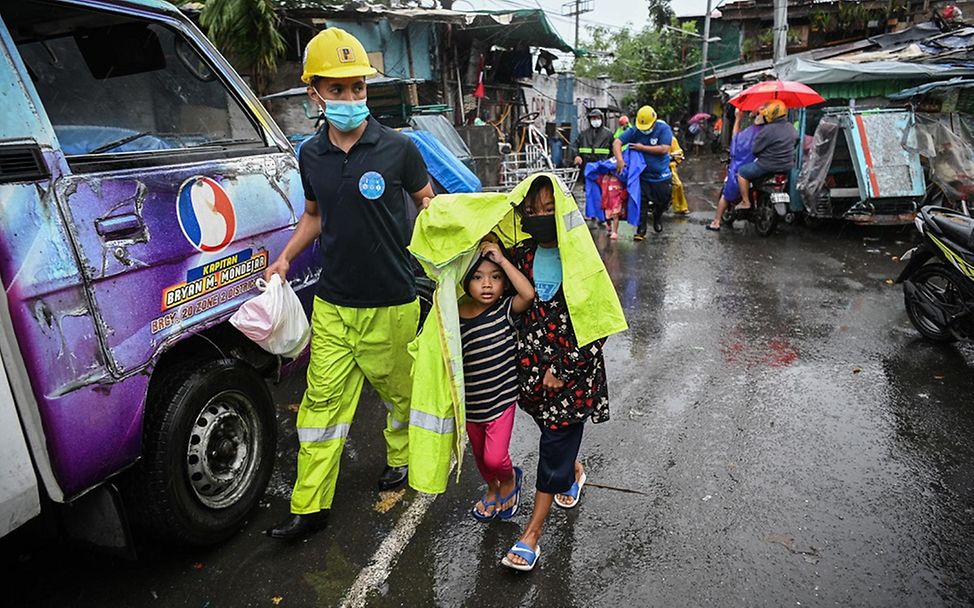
left=729, top=80, right=824, bottom=111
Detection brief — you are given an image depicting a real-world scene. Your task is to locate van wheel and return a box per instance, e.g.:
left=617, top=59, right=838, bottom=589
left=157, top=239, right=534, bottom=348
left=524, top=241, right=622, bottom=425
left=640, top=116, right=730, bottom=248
left=131, top=359, right=276, bottom=546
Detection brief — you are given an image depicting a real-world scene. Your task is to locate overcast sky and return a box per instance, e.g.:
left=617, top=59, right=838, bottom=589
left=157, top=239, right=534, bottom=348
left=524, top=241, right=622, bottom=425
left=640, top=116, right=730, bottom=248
left=471, top=0, right=715, bottom=49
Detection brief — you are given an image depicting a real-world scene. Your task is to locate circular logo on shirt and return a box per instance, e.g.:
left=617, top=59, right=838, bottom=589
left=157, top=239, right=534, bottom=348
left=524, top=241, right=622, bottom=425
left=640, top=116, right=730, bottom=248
left=176, top=176, right=237, bottom=254
left=358, top=171, right=386, bottom=200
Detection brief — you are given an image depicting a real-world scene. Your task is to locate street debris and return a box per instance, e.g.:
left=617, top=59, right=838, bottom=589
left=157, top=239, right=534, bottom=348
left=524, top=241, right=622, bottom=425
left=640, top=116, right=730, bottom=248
left=765, top=533, right=820, bottom=563
left=374, top=489, right=406, bottom=513
left=852, top=367, right=862, bottom=374
left=271, top=596, right=283, bottom=605
left=585, top=481, right=651, bottom=497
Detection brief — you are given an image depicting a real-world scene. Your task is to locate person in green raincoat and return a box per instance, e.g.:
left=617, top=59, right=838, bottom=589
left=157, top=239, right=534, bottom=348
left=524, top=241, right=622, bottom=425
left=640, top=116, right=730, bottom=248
left=407, top=173, right=627, bottom=573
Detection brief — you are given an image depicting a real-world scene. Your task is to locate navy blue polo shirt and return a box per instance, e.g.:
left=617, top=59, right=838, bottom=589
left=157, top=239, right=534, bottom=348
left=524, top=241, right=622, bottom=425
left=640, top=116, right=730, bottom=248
left=618, top=120, right=673, bottom=183
left=299, top=118, right=429, bottom=307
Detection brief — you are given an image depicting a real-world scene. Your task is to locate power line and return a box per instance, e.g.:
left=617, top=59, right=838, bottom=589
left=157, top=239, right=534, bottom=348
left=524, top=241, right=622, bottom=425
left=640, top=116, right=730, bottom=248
left=484, top=0, right=632, bottom=32
left=626, top=57, right=742, bottom=86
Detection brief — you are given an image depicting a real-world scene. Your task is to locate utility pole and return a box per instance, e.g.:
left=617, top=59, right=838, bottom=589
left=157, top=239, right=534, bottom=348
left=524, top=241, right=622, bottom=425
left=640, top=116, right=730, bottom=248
left=772, top=0, right=788, bottom=63
left=562, top=0, right=593, bottom=52
left=698, top=0, right=713, bottom=113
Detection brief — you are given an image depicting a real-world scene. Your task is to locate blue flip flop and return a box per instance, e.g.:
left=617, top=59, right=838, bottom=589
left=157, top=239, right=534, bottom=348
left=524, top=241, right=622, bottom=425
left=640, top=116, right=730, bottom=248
left=496, top=466, right=523, bottom=521
left=554, top=471, right=587, bottom=509
left=501, top=541, right=541, bottom=572
left=470, top=494, right=497, bottom=522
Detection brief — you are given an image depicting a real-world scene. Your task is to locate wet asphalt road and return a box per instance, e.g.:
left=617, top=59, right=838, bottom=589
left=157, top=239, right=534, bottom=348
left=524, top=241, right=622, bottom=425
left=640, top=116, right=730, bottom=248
left=6, top=157, right=974, bottom=607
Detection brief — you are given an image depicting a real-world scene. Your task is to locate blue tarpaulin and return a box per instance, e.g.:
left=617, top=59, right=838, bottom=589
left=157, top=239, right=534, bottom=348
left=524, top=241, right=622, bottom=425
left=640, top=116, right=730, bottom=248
left=582, top=151, right=646, bottom=227
left=405, top=130, right=481, bottom=193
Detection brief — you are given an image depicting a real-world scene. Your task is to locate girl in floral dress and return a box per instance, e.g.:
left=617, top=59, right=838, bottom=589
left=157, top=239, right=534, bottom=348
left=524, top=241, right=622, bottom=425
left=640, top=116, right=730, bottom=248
left=501, top=176, right=610, bottom=572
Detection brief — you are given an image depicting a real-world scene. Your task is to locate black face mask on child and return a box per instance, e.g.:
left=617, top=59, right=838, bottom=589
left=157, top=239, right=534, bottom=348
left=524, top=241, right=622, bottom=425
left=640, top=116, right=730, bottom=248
left=521, top=215, right=557, bottom=243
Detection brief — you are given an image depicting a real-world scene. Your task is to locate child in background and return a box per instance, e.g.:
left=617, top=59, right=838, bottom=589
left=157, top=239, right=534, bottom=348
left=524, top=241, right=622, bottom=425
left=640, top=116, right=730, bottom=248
left=599, top=173, right=627, bottom=240
left=459, top=238, right=535, bottom=521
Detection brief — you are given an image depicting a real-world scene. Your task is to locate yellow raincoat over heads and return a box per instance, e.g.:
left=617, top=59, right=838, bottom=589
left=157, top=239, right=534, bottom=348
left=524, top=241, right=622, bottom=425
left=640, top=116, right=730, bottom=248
left=406, top=173, right=628, bottom=494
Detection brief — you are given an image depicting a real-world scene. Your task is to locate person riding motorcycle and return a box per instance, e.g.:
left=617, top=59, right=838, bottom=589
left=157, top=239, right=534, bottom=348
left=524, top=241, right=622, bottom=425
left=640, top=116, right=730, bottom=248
left=735, top=99, right=797, bottom=212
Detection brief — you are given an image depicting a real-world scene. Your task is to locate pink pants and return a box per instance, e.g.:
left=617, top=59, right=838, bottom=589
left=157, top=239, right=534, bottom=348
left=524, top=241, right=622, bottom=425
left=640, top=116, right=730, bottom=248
left=466, top=405, right=515, bottom=483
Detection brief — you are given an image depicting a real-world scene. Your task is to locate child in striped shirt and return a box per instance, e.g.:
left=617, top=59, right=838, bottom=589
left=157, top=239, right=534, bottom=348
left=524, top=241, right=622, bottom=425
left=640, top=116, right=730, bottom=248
left=459, top=237, right=535, bottom=521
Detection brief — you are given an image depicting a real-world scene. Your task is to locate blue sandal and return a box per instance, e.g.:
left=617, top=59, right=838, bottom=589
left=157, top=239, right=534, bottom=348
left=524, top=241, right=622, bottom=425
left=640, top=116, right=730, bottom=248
left=496, top=467, right=522, bottom=521
left=470, top=495, right=497, bottom=522
left=501, top=541, right=541, bottom=571
left=554, top=471, right=586, bottom=509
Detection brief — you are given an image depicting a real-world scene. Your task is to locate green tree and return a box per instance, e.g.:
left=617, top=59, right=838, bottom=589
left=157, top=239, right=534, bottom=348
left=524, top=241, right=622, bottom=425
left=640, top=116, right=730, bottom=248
left=199, top=0, right=285, bottom=95
left=647, top=0, right=675, bottom=30
left=574, top=19, right=701, bottom=120
left=574, top=26, right=642, bottom=82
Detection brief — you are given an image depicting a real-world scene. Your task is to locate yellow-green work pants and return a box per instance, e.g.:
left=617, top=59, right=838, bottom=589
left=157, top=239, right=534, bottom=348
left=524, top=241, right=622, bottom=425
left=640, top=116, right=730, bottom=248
left=290, top=296, right=419, bottom=514
left=671, top=164, right=688, bottom=213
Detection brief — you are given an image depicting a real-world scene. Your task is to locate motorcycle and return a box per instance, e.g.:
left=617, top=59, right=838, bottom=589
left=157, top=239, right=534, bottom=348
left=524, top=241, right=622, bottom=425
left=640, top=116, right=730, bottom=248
left=897, top=204, right=974, bottom=342
left=722, top=173, right=791, bottom=237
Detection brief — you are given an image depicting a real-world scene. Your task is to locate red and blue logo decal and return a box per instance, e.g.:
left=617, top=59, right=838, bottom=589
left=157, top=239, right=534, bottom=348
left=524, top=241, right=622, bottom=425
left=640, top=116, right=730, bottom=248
left=176, top=176, right=237, bottom=254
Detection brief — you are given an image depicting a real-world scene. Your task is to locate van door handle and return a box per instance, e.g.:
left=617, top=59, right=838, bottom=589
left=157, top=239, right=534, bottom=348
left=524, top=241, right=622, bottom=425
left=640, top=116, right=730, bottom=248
left=95, top=213, right=145, bottom=240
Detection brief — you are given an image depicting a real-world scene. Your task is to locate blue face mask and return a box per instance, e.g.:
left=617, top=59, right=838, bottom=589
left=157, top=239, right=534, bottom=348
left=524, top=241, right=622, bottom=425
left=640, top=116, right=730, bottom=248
left=639, top=127, right=653, bottom=135
left=321, top=98, right=370, bottom=132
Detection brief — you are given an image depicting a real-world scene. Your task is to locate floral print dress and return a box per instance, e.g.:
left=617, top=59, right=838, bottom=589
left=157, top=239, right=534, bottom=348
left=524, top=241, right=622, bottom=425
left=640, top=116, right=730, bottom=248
left=512, top=241, right=609, bottom=430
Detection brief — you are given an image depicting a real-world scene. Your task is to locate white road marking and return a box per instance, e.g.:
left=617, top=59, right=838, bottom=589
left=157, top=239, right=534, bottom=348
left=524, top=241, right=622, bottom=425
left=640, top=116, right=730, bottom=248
left=339, top=465, right=453, bottom=608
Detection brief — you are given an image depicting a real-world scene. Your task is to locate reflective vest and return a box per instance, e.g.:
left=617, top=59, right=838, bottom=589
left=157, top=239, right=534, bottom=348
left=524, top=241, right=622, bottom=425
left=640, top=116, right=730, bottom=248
left=614, top=125, right=632, bottom=151
left=407, top=174, right=629, bottom=493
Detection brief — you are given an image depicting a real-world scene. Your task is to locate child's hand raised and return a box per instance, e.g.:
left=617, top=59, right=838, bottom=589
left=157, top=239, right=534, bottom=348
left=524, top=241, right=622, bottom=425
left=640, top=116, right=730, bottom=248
left=480, top=241, right=504, bottom=264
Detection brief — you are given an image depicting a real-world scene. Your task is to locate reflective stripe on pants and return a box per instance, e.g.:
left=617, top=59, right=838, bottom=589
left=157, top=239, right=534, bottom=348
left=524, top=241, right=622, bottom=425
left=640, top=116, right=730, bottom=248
left=410, top=409, right=456, bottom=435
left=290, top=296, right=419, bottom=514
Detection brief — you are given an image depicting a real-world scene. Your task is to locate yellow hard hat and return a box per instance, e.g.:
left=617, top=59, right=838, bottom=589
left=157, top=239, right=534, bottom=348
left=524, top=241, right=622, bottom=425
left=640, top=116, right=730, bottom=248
left=759, top=99, right=787, bottom=124
left=301, top=28, right=377, bottom=84
left=635, top=105, right=657, bottom=130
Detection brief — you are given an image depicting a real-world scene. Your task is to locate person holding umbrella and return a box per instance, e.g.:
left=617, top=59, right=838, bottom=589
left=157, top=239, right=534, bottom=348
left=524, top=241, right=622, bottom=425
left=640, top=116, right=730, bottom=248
left=728, top=80, right=823, bottom=214
left=734, top=99, right=798, bottom=213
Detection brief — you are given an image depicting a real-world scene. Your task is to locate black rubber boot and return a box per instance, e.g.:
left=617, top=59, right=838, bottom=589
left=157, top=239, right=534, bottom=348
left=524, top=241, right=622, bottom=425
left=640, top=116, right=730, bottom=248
left=265, top=510, right=329, bottom=540
left=378, top=465, right=408, bottom=491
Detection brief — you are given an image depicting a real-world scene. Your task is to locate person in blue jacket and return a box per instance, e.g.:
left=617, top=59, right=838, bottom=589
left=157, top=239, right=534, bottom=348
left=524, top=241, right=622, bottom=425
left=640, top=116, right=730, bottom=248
left=613, top=105, right=673, bottom=240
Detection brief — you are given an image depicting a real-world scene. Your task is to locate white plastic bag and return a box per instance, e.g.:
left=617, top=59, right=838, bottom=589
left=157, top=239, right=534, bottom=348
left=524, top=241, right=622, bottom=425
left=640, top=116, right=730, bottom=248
left=229, top=274, right=310, bottom=358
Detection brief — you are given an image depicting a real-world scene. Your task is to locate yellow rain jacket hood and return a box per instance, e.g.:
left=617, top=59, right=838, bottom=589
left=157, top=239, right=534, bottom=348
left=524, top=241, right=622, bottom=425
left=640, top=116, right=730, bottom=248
left=406, top=173, right=628, bottom=494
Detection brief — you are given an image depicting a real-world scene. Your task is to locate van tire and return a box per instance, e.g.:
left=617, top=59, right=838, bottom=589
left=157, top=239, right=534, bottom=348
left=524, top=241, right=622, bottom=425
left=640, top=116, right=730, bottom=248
left=131, top=358, right=276, bottom=546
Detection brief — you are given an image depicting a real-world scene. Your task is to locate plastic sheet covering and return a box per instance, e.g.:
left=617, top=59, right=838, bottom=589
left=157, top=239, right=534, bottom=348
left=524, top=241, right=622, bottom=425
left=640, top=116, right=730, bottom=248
left=906, top=113, right=974, bottom=203
left=404, top=130, right=481, bottom=193
left=409, top=115, right=473, bottom=163
left=797, top=116, right=841, bottom=207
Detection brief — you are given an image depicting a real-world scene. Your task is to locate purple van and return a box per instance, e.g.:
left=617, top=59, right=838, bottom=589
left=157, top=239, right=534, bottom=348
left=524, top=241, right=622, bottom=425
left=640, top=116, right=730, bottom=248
left=0, top=0, right=316, bottom=548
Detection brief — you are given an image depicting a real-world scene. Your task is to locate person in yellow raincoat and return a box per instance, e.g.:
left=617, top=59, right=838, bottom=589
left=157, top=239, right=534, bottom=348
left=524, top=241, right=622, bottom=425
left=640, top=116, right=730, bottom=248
left=670, top=136, right=689, bottom=214
left=408, top=173, right=628, bottom=573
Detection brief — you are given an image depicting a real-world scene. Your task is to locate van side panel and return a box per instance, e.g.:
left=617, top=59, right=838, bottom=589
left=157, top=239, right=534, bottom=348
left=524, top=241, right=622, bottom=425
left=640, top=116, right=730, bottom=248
left=59, top=155, right=309, bottom=377
left=0, top=159, right=151, bottom=502
left=0, top=17, right=148, bottom=500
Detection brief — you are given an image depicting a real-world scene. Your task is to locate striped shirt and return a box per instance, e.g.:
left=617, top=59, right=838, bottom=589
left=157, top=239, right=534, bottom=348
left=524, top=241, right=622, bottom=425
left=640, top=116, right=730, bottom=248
left=459, top=297, right=518, bottom=423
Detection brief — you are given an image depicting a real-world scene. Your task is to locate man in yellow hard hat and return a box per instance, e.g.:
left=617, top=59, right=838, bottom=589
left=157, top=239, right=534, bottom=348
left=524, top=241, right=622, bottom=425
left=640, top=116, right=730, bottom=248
left=612, top=105, right=673, bottom=239
left=265, top=27, right=434, bottom=540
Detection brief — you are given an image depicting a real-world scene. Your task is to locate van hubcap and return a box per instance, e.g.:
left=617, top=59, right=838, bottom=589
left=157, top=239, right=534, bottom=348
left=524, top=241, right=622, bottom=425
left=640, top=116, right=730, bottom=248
left=186, top=391, right=263, bottom=509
